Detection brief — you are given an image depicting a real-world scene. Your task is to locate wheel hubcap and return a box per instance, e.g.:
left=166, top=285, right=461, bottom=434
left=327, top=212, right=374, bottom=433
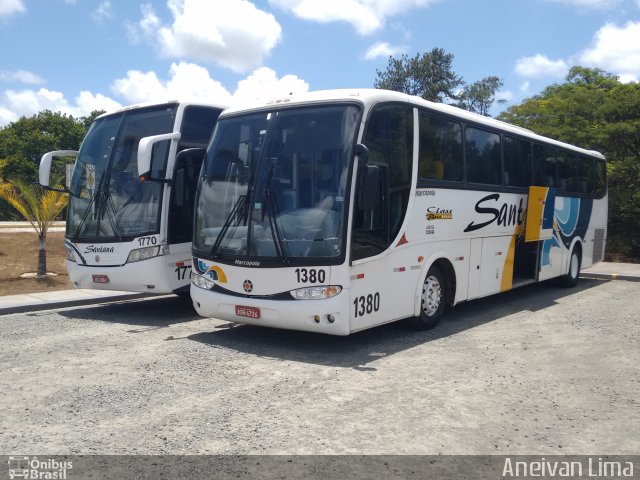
left=422, top=275, right=442, bottom=316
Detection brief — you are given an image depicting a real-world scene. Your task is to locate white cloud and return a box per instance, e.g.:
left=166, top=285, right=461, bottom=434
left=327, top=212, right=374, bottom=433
left=0, top=87, right=121, bottom=126
left=0, top=0, right=25, bottom=17
left=111, top=62, right=309, bottom=107
left=131, top=0, right=282, bottom=73
left=269, top=0, right=439, bottom=35
left=0, top=70, right=45, bottom=85
left=544, top=0, right=621, bottom=9
left=364, top=41, right=406, bottom=60
left=0, top=61, right=309, bottom=127
left=112, top=62, right=233, bottom=105
left=579, top=21, right=640, bottom=81
left=92, top=0, right=113, bottom=23
left=515, top=54, right=569, bottom=78
left=495, top=90, right=514, bottom=103
left=233, top=67, right=310, bottom=105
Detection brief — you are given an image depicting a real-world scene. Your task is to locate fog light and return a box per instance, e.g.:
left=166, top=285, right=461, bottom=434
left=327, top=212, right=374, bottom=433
left=314, top=315, right=320, bottom=323
left=290, top=286, right=342, bottom=300
left=327, top=314, right=336, bottom=323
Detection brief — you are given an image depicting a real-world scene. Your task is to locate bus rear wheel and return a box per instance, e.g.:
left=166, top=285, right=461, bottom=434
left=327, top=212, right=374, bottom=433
left=412, top=265, right=446, bottom=330
left=559, top=248, right=581, bottom=288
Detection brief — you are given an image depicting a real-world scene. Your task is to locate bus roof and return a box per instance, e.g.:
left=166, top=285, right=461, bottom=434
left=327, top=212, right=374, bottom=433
left=220, top=89, right=605, bottom=160
left=94, top=100, right=228, bottom=122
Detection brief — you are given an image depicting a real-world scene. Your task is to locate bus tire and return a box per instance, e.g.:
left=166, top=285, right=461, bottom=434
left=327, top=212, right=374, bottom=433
left=560, top=247, right=581, bottom=288
left=412, top=265, right=446, bottom=330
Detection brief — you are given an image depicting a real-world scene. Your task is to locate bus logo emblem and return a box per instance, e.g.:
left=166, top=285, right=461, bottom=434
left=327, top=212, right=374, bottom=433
left=426, top=207, right=452, bottom=221
left=243, top=280, right=253, bottom=293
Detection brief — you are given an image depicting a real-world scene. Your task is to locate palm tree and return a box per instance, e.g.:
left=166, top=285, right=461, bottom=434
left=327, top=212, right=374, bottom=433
left=0, top=178, right=68, bottom=277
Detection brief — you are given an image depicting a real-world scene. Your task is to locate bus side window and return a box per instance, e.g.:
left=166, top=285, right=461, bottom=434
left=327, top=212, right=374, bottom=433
left=503, top=136, right=531, bottom=188
left=557, top=152, right=579, bottom=194
left=465, top=126, right=501, bottom=185
left=533, top=144, right=557, bottom=187
left=180, top=106, right=222, bottom=147
left=418, top=111, right=463, bottom=182
left=578, top=155, right=595, bottom=194
left=594, top=159, right=607, bottom=197
left=352, top=104, right=413, bottom=261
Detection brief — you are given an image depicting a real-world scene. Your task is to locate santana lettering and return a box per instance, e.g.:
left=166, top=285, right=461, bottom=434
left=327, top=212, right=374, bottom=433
left=83, top=245, right=115, bottom=254
left=464, top=194, right=526, bottom=233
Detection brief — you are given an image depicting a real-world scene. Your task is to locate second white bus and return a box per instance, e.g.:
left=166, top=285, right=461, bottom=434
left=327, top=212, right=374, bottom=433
left=40, top=101, right=225, bottom=294
left=190, top=89, right=607, bottom=335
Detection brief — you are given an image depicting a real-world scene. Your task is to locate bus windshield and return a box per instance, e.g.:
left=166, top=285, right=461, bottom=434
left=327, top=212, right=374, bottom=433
left=194, top=104, right=360, bottom=264
left=67, top=104, right=177, bottom=241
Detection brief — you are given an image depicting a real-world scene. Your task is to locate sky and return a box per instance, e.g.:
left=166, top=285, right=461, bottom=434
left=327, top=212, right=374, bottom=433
left=0, top=0, right=639, bottom=126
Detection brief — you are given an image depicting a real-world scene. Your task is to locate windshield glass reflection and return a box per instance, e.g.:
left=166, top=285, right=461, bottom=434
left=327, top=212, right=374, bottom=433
left=67, top=105, right=176, bottom=240
left=194, top=104, right=360, bottom=263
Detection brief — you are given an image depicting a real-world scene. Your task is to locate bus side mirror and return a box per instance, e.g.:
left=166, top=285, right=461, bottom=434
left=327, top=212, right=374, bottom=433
left=173, top=148, right=206, bottom=207
left=358, top=164, right=382, bottom=211
left=137, top=132, right=181, bottom=180
left=39, top=150, right=78, bottom=192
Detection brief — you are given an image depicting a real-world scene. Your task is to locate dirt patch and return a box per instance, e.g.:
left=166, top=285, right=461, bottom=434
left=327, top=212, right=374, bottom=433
left=0, top=231, right=71, bottom=295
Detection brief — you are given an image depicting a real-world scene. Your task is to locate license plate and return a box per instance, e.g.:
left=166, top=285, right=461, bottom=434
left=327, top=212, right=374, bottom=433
left=92, top=274, right=109, bottom=284
left=235, top=305, right=260, bottom=319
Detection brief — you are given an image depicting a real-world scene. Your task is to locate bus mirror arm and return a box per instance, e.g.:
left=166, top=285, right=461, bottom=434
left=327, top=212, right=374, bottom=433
left=354, top=143, right=369, bottom=167
left=39, top=150, right=78, bottom=193
left=137, top=132, right=181, bottom=182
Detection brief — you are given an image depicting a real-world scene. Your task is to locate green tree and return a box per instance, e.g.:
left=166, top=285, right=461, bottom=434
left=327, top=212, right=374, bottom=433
left=0, top=110, right=86, bottom=183
left=498, top=66, right=640, bottom=259
left=81, top=109, right=106, bottom=129
left=0, top=177, right=68, bottom=277
left=374, top=48, right=464, bottom=102
left=456, top=76, right=507, bottom=116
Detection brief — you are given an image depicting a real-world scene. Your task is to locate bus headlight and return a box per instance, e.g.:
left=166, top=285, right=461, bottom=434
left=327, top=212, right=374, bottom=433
left=290, top=286, right=342, bottom=300
left=65, top=246, right=76, bottom=263
left=192, top=273, right=215, bottom=290
left=126, top=246, right=160, bottom=264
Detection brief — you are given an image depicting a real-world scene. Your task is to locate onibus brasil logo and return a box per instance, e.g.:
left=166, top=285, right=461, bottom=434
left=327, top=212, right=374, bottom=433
left=7, top=456, right=72, bottom=479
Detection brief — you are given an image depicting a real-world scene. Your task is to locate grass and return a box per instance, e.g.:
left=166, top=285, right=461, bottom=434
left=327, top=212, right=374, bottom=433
left=0, top=231, right=71, bottom=296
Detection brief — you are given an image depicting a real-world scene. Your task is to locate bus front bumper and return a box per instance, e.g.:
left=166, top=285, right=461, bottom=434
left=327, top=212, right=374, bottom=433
left=67, top=257, right=175, bottom=294
left=190, top=284, right=351, bottom=336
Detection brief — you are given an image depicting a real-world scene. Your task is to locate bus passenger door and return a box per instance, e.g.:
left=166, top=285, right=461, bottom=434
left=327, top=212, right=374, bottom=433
left=349, top=103, right=415, bottom=332
left=525, top=186, right=557, bottom=281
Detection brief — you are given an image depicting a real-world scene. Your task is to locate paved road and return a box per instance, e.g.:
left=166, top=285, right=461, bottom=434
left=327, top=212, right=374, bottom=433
left=1, top=278, right=639, bottom=455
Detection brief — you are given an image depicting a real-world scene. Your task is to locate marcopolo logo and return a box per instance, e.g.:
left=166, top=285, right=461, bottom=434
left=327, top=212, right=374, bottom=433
left=7, top=456, right=73, bottom=479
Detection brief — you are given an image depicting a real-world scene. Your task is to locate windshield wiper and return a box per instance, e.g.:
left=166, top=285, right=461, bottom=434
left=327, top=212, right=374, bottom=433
left=262, top=165, right=288, bottom=263
left=72, top=166, right=124, bottom=241
left=210, top=193, right=249, bottom=257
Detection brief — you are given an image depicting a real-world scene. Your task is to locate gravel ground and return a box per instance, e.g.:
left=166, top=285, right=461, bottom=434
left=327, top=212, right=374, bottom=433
left=0, top=278, right=638, bottom=455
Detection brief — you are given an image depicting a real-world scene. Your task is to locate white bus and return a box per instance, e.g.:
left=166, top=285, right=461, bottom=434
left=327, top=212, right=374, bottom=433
left=190, top=89, right=607, bottom=335
left=39, top=101, right=224, bottom=294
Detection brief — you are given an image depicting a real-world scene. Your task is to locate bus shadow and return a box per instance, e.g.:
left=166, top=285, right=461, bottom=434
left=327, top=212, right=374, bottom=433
left=57, top=295, right=201, bottom=330
left=187, top=279, right=606, bottom=369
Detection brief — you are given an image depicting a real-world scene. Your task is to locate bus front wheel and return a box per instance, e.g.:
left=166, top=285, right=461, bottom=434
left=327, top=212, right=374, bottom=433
left=412, top=265, right=446, bottom=330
